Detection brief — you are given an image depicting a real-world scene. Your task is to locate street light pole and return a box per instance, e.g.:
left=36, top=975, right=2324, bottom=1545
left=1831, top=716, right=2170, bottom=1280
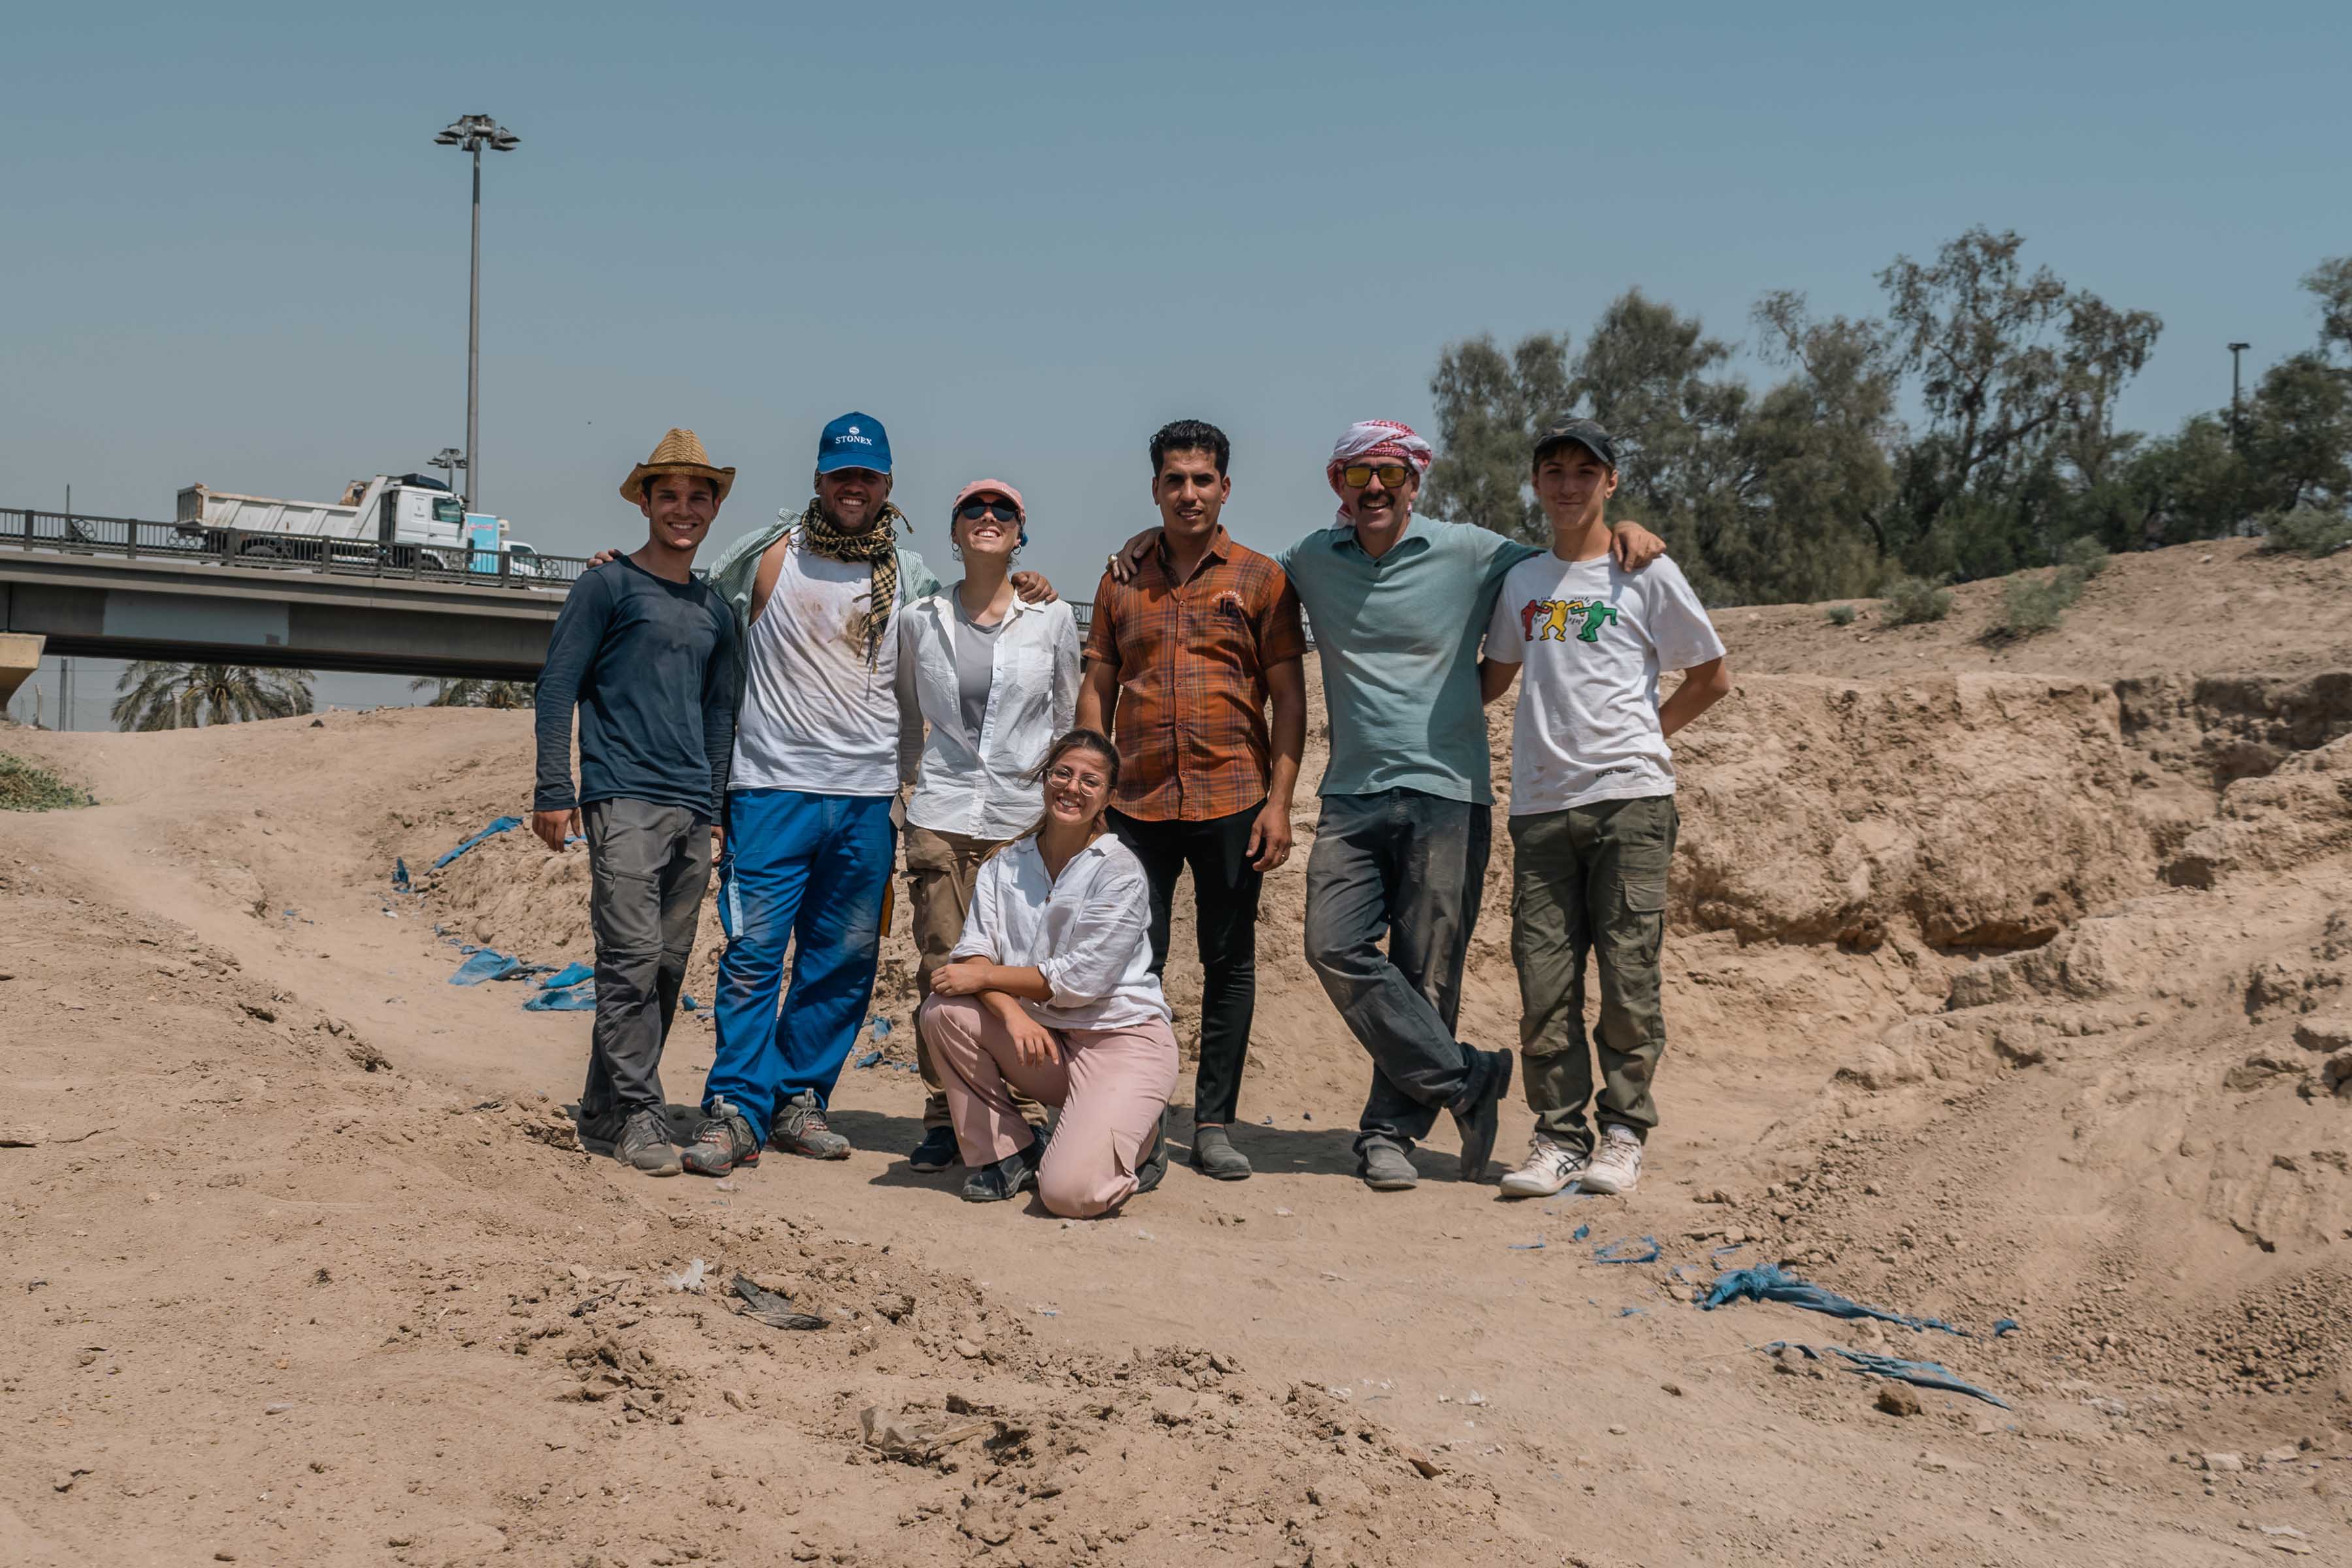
left=2228, top=342, right=2251, bottom=451
left=435, top=114, right=521, bottom=514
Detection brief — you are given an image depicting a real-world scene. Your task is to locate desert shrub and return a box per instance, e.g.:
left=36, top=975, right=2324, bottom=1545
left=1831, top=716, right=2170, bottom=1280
left=1825, top=604, right=1857, bottom=627
left=1995, top=566, right=2087, bottom=638
left=2060, top=535, right=2110, bottom=578
left=1881, top=576, right=1953, bottom=626
left=2258, top=506, right=2352, bottom=558
left=0, top=750, right=91, bottom=811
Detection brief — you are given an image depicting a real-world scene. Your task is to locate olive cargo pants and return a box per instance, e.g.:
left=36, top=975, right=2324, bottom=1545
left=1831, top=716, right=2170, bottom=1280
left=1508, top=794, right=1678, bottom=1154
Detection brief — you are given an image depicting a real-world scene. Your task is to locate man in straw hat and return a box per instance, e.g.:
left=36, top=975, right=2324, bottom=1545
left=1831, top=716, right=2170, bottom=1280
left=582, top=413, right=1058, bottom=1178
left=532, top=429, right=740, bottom=1177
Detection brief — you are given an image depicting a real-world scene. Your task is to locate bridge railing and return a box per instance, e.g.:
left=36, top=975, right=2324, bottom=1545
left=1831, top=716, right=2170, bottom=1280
left=0, top=507, right=594, bottom=591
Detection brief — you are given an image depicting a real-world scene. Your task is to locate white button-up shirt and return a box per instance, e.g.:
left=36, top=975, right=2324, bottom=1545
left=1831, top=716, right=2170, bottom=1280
left=949, top=834, right=1171, bottom=1032
left=896, top=589, right=1081, bottom=840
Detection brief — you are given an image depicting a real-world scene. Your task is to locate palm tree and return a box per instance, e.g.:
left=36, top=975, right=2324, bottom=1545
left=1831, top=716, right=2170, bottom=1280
left=410, top=677, right=535, bottom=709
left=111, top=662, right=316, bottom=731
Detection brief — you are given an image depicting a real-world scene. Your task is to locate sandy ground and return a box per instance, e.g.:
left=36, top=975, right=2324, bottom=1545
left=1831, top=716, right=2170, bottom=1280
left=4, top=535, right=2351, bottom=1567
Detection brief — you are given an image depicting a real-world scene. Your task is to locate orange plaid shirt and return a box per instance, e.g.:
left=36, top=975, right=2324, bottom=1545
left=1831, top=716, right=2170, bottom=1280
left=1084, top=527, right=1307, bottom=822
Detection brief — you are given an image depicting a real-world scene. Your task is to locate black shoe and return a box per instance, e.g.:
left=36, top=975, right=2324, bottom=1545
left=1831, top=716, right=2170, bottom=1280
left=908, top=1124, right=962, bottom=1174
left=1134, top=1111, right=1169, bottom=1196
left=1189, top=1123, right=1251, bottom=1181
left=961, top=1140, right=1041, bottom=1203
left=1451, top=1049, right=1514, bottom=1180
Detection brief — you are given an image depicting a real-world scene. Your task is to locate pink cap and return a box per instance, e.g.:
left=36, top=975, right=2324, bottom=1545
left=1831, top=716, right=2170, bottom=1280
left=949, top=478, right=1025, bottom=520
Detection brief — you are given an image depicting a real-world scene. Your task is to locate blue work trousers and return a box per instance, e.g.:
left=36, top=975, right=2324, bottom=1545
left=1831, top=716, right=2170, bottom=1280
left=706, top=789, right=895, bottom=1129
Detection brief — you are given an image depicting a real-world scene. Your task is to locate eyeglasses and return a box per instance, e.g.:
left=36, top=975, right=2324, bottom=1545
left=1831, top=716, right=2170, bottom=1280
left=1045, top=766, right=1103, bottom=788
left=1340, top=463, right=1413, bottom=489
left=956, top=501, right=1019, bottom=523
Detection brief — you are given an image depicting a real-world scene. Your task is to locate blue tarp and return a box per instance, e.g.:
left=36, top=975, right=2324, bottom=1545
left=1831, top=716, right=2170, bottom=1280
left=523, top=983, right=595, bottom=1012
left=449, top=949, right=521, bottom=985
left=1765, top=1342, right=2010, bottom=1409
left=433, top=816, right=523, bottom=870
left=1703, top=1264, right=1968, bottom=1336
left=393, top=857, right=412, bottom=892
left=537, top=962, right=593, bottom=990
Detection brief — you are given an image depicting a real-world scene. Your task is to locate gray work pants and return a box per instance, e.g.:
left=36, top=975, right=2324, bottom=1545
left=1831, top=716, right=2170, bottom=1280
left=1302, top=788, right=1499, bottom=1149
left=579, top=798, right=713, bottom=1122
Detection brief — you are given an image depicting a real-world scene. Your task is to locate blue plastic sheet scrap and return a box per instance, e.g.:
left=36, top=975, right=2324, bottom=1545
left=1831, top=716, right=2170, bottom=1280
left=1763, top=1341, right=2010, bottom=1409
left=1594, top=1235, right=1659, bottom=1265
left=537, top=962, right=594, bottom=990
left=524, top=984, right=595, bottom=1013
left=393, top=858, right=412, bottom=892
left=449, top=949, right=521, bottom=985
left=682, top=994, right=700, bottom=1011
left=1508, top=1239, right=1546, bottom=1251
left=1702, top=1263, right=1970, bottom=1337
left=1570, top=1223, right=1591, bottom=1242
left=1993, top=1318, right=2022, bottom=1337
left=853, top=1051, right=883, bottom=1070
left=433, top=816, right=523, bottom=870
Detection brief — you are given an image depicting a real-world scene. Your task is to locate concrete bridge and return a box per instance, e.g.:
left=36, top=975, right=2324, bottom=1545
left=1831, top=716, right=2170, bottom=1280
left=1, top=531, right=571, bottom=683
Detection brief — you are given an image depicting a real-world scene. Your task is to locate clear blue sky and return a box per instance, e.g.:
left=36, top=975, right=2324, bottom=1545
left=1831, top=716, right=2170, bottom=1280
left=4, top=1, right=2346, bottom=725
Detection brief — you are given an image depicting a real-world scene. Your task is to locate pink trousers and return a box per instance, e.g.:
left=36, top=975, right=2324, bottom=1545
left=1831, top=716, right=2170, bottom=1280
left=920, top=995, right=1179, bottom=1218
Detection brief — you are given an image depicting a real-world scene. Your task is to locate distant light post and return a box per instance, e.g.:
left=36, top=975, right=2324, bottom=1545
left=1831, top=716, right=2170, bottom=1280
left=434, top=114, right=521, bottom=512
left=430, top=446, right=467, bottom=497
left=2228, top=342, right=2251, bottom=451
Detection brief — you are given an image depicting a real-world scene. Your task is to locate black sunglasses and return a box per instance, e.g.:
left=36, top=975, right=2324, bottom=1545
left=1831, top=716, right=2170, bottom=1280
left=956, top=501, right=1019, bottom=523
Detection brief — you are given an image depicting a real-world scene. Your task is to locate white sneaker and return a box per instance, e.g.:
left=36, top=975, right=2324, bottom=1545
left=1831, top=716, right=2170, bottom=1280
left=1579, top=1124, right=1644, bottom=1194
left=1497, top=1135, right=1587, bottom=1198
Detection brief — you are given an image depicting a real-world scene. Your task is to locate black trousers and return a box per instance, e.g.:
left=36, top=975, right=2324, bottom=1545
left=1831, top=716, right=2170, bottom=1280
left=1107, top=802, right=1264, bottom=1126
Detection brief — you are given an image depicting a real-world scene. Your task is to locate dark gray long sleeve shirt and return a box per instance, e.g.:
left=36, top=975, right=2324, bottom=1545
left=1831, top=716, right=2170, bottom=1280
left=533, top=556, right=737, bottom=820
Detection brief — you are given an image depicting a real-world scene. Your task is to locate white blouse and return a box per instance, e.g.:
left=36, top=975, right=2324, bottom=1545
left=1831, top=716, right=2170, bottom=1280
left=949, top=834, right=1171, bottom=1032
left=895, top=591, right=1081, bottom=841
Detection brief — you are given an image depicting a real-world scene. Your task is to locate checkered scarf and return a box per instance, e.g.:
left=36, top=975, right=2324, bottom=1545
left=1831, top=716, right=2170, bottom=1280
left=792, top=496, right=909, bottom=668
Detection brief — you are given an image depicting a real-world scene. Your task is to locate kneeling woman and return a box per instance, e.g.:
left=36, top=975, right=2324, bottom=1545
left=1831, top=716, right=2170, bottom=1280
left=921, top=729, right=1176, bottom=1215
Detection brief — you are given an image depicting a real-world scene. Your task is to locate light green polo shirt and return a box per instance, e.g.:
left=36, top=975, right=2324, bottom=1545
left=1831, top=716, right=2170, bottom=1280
left=1279, top=517, right=1539, bottom=804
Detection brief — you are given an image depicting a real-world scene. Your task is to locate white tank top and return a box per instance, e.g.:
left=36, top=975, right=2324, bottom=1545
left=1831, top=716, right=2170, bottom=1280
left=728, top=544, right=901, bottom=796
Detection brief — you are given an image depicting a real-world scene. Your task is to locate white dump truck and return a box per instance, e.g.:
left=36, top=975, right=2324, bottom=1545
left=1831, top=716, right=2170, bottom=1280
left=174, top=474, right=544, bottom=578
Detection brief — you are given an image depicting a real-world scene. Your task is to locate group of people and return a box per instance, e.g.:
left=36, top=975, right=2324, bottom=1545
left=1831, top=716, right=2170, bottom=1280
left=531, top=407, right=1729, bottom=1220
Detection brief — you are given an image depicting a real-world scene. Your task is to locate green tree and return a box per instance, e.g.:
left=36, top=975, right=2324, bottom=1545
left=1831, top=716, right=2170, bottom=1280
left=2305, top=255, right=2352, bottom=361
left=111, top=663, right=314, bottom=731
left=2244, top=352, right=2352, bottom=514
left=1876, top=227, right=2161, bottom=575
left=411, top=677, right=536, bottom=710
left=1420, top=331, right=1573, bottom=544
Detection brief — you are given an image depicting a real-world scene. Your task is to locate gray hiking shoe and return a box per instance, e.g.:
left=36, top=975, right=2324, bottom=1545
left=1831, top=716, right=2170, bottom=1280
left=1357, top=1137, right=1420, bottom=1192
left=770, top=1091, right=851, bottom=1160
left=615, top=1106, right=682, bottom=1177
left=681, top=1098, right=760, bottom=1177
left=1451, top=1049, right=1514, bottom=1181
left=1190, top=1123, right=1251, bottom=1181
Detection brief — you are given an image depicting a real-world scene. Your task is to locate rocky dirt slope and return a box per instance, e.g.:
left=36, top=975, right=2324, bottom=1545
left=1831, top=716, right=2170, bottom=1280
left=3, top=534, right=2351, bottom=1567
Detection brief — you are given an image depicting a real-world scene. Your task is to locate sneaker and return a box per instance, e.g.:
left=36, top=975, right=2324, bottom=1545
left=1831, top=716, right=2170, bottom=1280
left=1450, top=1049, right=1514, bottom=1180
left=615, top=1106, right=682, bottom=1178
left=1189, top=1123, right=1251, bottom=1181
left=1580, top=1124, right=1644, bottom=1194
left=1356, top=1137, right=1420, bottom=1192
left=1133, top=1111, right=1170, bottom=1196
left=681, top=1099, right=760, bottom=1177
left=770, top=1091, right=851, bottom=1160
left=1497, top=1134, right=1588, bottom=1198
left=907, top=1124, right=962, bottom=1174
left=961, top=1139, right=1042, bottom=1203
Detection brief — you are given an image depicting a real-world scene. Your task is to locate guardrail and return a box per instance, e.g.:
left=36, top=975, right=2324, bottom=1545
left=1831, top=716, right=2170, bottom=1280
left=0, top=507, right=593, bottom=590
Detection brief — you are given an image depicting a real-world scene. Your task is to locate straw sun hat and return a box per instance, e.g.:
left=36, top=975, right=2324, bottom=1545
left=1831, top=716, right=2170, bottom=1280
left=621, top=428, right=736, bottom=506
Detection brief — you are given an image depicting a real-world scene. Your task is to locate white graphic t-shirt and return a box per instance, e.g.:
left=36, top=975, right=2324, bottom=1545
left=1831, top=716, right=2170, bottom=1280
left=730, top=546, right=902, bottom=796
left=1482, top=551, right=1725, bottom=815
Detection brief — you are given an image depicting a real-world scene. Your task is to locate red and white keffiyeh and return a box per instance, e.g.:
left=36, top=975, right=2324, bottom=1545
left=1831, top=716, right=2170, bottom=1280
left=1324, top=419, right=1434, bottom=527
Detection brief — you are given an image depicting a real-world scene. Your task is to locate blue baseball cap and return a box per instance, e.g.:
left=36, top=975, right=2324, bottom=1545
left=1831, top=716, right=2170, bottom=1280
left=817, top=411, right=891, bottom=476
